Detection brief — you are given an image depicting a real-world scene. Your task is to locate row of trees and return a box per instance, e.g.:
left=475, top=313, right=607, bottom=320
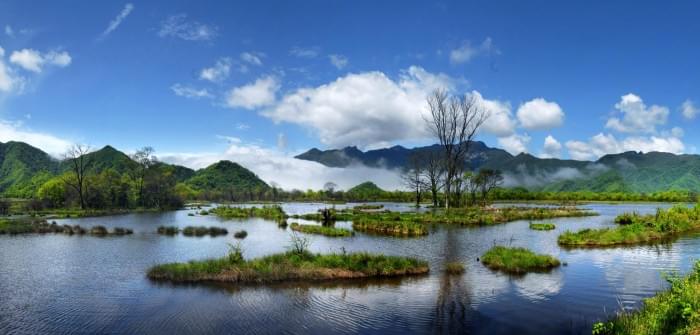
left=35, top=145, right=183, bottom=210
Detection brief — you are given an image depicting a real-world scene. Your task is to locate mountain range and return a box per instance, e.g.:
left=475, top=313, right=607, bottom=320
left=0, top=141, right=269, bottom=198
left=295, top=142, right=700, bottom=193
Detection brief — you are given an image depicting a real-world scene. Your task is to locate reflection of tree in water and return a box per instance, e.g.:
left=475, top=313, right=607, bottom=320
left=430, top=226, right=472, bottom=334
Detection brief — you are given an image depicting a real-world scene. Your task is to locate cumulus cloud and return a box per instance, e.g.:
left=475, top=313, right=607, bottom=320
left=682, top=99, right=698, bottom=120
left=262, top=66, right=455, bottom=148
left=9, top=49, right=71, bottom=73
left=541, top=135, right=562, bottom=158
left=158, top=14, right=217, bottom=41
left=0, top=53, right=23, bottom=93
left=199, top=57, right=231, bottom=82
left=100, top=3, right=134, bottom=38
left=565, top=132, right=684, bottom=160
left=498, top=133, right=531, bottom=155
left=0, top=120, right=72, bottom=156
left=328, top=54, right=348, bottom=69
left=516, top=98, right=564, bottom=130
left=160, top=142, right=403, bottom=191
left=469, top=91, right=515, bottom=137
left=449, top=37, right=494, bottom=64
left=225, top=75, right=280, bottom=109
left=170, top=83, right=212, bottom=99
left=606, top=93, right=668, bottom=133
left=289, top=46, right=320, bottom=58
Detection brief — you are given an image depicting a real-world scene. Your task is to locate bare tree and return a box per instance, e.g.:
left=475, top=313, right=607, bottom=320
left=477, top=169, right=504, bottom=206
left=425, top=89, right=488, bottom=209
left=323, top=182, right=337, bottom=199
left=423, top=150, right=444, bottom=207
left=463, top=171, right=480, bottom=207
left=63, top=144, right=91, bottom=209
left=402, top=153, right=426, bottom=207
left=131, top=147, right=157, bottom=206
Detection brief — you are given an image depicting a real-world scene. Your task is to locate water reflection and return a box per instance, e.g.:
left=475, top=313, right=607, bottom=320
left=1, top=202, right=699, bottom=334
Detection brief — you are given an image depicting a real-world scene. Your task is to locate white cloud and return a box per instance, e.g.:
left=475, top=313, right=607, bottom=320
left=225, top=75, right=280, bottom=109
left=9, top=49, right=71, bottom=73
left=605, top=93, right=668, bottom=133
left=540, top=135, right=562, bottom=158
left=449, top=37, right=494, bottom=64
left=277, top=133, right=287, bottom=151
left=469, top=91, right=515, bottom=137
left=170, top=83, right=212, bottom=99
left=0, top=120, right=72, bottom=156
left=4, top=25, right=13, bottom=38
left=498, top=133, right=531, bottom=155
left=101, top=3, right=134, bottom=38
left=328, top=54, right=348, bottom=69
left=566, top=132, right=684, bottom=160
left=160, top=142, right=404, bottom=191
left=240, top=52, right=263, bottom=66
left=289, top=46, right=320, bottom=58
left=262, top=66, right=455, bottom=148
left=199, top=57, right=231, bottom=82
left=516, top=98, right=564, bottom=130
left=158, top=14, right=217, bottom=41
left=682, top=99, right=698, bottom=120
left=0, top=58, right=20, bottom=93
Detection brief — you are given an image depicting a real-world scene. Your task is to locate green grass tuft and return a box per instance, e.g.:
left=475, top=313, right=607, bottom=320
left=481, top=246, right=560, bottom=274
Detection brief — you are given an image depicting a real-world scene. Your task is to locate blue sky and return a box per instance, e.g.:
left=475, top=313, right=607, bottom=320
left=0, top=1, right=699, bottom=188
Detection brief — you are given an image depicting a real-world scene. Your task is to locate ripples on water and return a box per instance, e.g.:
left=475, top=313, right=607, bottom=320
left=1, top=202, right=699, bottom=334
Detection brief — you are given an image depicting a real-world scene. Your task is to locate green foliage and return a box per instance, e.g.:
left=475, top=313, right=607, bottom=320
left=289, top=223, right=354, bottom=237
left=211, top=205, right=287, bottom=221
left=559, top=205, right=700, bottom=247
left=529, top=222, right=556, bottom=231
left=185, top=160, right=270, bottom=201
left=593, top=261, right=700, bottom=335
left=346, top=182, right=388, bottom=201
left=0, top=141, right=58, bottom=197
left=481, top=246, right=561, bottom=274
left=147, top=250, right=429, bottom=283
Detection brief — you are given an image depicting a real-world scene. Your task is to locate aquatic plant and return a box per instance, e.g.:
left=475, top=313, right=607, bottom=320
left=182, top=226, right=228, bottom=237
left=290, top=223, right=354, bottom=237
left=529, top=222, right=556, bottom=231
left=481, top=246, right=560, bottom=274
left=157, top=226, right=180, bottom=235
left=234, top=230, right=248, bottom=239
left=445, top=262, right=465, bottom=274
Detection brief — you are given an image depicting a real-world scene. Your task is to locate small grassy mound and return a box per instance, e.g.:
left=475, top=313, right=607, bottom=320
left=0, top=220, right=130, bottom=236
left=445, top=262, right=465, bottom=274
left=290, top=223, right=354, bottom=237
left=352, top=215, right=428, bottom=236
left=353, top=204, right=384, bottom=211
left=234, top=230, right=248, bottom=239
left=182, top=226, right=228, bottom=237
left=147, top=249, right=429, bottom=284
left=481, top=246, right=560, bottom=274
left=592, top=261, right=700, bottom=335
left=530, top=222, right=556, bottom=231
left=211, top=205, right=287, bottom=222
left=157, top=226, right=180, bottom=235
left=559, top=205, right=700, bottom=247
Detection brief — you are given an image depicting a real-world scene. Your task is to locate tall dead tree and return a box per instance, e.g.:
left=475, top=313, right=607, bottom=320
left=423, top=150, right=444, bottom=207
left=63, top=144, right=91, bottom=209
left=425, top=89, right=488, bottom=209
left=402, top=153, right=426, bottom=207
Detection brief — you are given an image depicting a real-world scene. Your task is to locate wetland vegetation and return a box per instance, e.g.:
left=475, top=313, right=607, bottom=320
left=289, top=223, right=354, bottom=237
left=481, top=246, right=561, bottom=274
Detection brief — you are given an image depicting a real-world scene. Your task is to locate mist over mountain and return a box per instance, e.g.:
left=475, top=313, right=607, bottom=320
left=295, top=141, right=700, bottom=193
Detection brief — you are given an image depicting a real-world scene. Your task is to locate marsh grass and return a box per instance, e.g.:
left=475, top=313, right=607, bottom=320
left=445, top=262, right=465, bottom=274
left=592, top=261, right=700, bottom=335
left=182, top=226, right=228, bottom=237
left=147, top=249, right=429, bottom=283
left=559, top=205, right=700, bottom=247
left=529, top=222, right=556, bottom=231
left=157, top=226, right=180, bottom=235
left=481, top=246, right=560, bottom=274
left=234, top=230, right=248, bottom=239
left=212, top=205, right=287, bottom=222
left=290, top=223, right=354, bottom=237
left=351, top=215, right=428, bottom=236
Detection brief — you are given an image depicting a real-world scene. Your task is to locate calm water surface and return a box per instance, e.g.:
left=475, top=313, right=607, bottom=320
left=1, top=202, right=699, bottom=334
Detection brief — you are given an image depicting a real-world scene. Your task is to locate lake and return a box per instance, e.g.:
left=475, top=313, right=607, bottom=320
left=1, top=202, right=698, bottom=334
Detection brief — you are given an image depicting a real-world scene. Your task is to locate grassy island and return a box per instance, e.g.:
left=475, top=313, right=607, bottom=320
left=211, top=205, right=287, bottom=222
left=481, top=246, right=560, bottom=274
left=530, top=222, right=556, bottom=231
left=0, top=219, right=132, bottom=236
left=289, top=223, right=354, bottom=237
left=592, top=261, right=700, bottom=335
left=147, top=248, right=429, bottom=284
left=182, top=226, right=228, bottom=237
left=352, top=216, right=428, bottom=236
left=559, top=205, right=700, bottom=247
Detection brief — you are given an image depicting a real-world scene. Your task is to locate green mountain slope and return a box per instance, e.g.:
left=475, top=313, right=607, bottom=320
left=186, top=160, right=269, bottom=196
left=0, top=141, right=59, bottom=197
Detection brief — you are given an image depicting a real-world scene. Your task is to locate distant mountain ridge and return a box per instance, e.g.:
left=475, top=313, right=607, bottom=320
left=0, top=142, right=268, bottom=197
left=295, top=142, right=700, bottom=193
